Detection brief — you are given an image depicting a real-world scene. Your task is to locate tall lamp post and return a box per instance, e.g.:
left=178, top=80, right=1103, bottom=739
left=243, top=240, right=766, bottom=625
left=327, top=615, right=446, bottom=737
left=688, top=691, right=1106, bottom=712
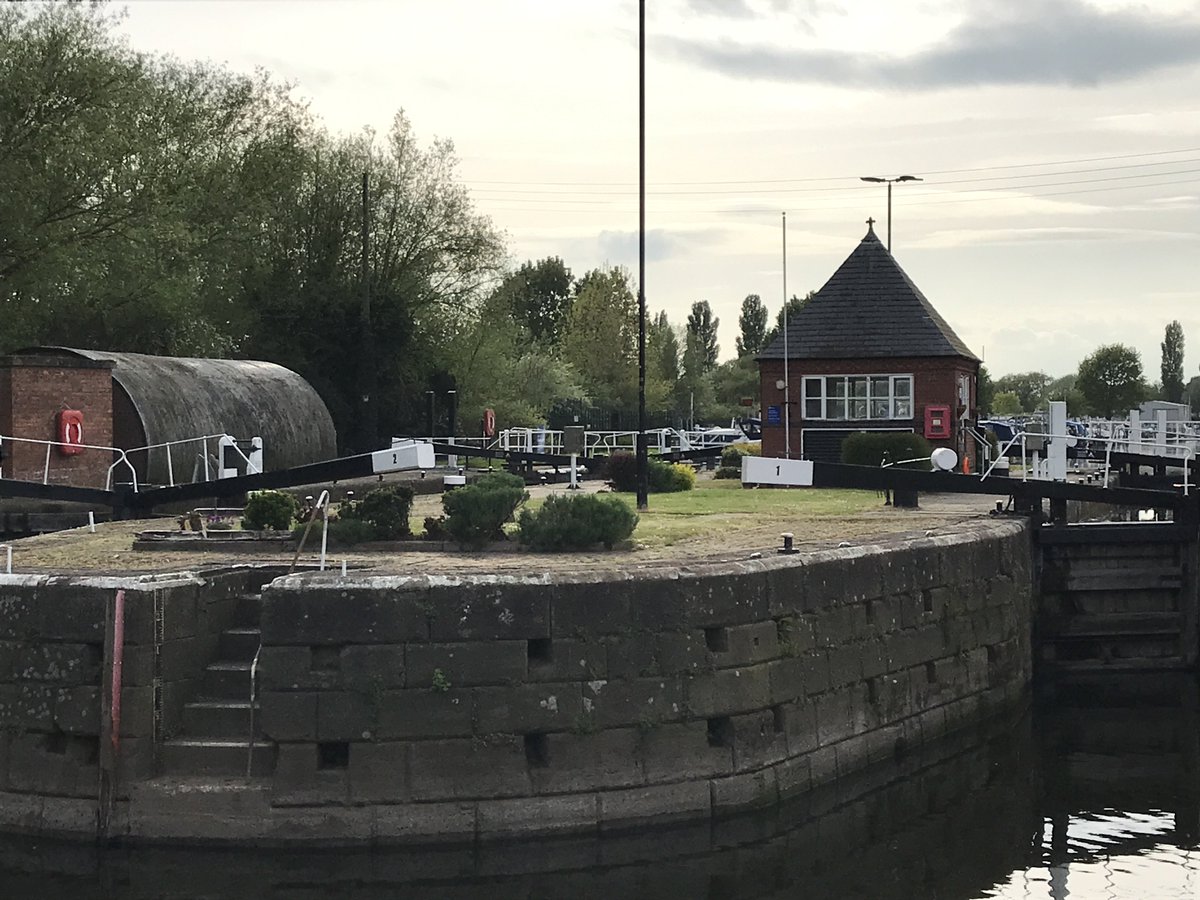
left=859, top=175, right=922, bottom=251
left=635, top=0, right=648, bottom=510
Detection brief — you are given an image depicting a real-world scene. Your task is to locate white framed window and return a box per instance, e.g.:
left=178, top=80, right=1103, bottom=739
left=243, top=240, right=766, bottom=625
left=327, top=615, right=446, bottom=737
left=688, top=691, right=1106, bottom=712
left=801, top=374, right=913, bottom=420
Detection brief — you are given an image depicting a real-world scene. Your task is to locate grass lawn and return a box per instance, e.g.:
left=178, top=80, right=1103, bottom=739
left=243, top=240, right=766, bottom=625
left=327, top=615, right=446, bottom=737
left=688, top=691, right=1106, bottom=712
left=542, top=479, right=880, bottom=548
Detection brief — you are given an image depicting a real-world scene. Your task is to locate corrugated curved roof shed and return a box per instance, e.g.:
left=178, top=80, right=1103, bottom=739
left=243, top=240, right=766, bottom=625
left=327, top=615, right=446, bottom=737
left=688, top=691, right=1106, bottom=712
left=25, top=347, right=337, bottom=483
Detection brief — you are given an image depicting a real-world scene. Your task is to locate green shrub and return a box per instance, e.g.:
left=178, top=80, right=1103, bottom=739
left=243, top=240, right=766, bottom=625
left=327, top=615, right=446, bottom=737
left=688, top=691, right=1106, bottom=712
left=714, top=466, right=741, bottom=479
left=242, top=490, right=298, bottom=531
left=518, top=493, right=639, bottom=551
left=840, top=432, right=933, bottom=469
left=648, top=460, right=695, bottom=493
left=340, top=485, right=414, bottom=539
left=324, top=518, right=379, bottom=546
left=422, top=515, right=448, bottom=540
left=604, top=452, right=639, bottom=492
left=719, top=441, right=761, bottom=468
left=606, top=453, right=695, bottom=493
left=442, top=472, right=529, bottom=548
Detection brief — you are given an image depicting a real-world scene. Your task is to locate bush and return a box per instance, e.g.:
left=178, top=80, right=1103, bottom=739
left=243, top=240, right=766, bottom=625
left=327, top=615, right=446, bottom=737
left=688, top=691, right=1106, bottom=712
left=605, top=453, right=695, bottom=493
left=719, top=442, right=761, bottom=468
left=321, top=518, right=379, bottom=546
left=649, top=460, right=695, bottom=493
left=840, top=432, right=933, bottom=469
left=422, top=515, right=448, bottom=540
left=341, top=484, right=414, bottom=539
left=442, top=472, right=529, bottom=548
left=604, top=452, right=639, bottom=492
left=714, top=466, right=741, bottom=479
left=242, top=490, right=298, bottom=531
left=518, top=493, right=639, bottom=551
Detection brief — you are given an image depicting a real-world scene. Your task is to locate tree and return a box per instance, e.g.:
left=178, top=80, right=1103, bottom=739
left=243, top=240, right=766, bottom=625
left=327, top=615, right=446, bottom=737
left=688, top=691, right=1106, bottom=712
left=560, top=267, right=638, bottom=412
left=1076, top=344, right=1146, bottom=418
left=686, top=301, right=719, bottom=371
left=492, top=257, right=575, bottom=344
left=764, top=291, right=814, bottom=347
left=1161, top=320, right=1185, bottom=404
left=991, top=392, right=1022, bottom=416
left=647, top=310, right=681, bottom=421
left=993, top=372, right=1051, bottom=413
left=735, top=294, right=767, bottom=357
left=977, top=365, right=995, bottom=416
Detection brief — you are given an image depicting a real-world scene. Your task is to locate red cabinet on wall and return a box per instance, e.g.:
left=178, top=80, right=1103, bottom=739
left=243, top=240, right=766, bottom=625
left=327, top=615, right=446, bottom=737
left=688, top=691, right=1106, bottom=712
left=924, top=405, right=951, bottom=440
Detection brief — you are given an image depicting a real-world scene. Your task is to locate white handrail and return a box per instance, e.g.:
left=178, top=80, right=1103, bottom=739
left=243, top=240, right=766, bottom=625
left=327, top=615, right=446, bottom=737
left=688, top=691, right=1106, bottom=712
left=1, top=543, right=11, bottom=575
left=0, top=433, right=138, bottom=491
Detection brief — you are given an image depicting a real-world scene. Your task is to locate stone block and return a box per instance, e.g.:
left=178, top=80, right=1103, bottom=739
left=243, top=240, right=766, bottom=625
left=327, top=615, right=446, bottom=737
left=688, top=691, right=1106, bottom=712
left=840, top=553, right=885, bottom=604
left=681, top=570, right=770, bottom=627
left=685, top=666, right=770, bottom=717
left=257, top=646, right=339, bottom=692
left=527, top=639, right=606, bottom=682
left=808, top=744, right=839, bottom=786
left=7, top=733, right=97, bottom=797
left=53, top=685, right=101, bottom=736
left=605, top=633, right=658, bottom=679
left=640, top=721, right=731, bottom=781
left=598, top=780, right=712, bottom=829
left=409, top=737, right=530, bottom=800
left=261, top=587, right=429, bottom=645
left=804, top=559, right=848, bottom=610
left=627, top=578, right=692, bottom=631
left=764, top=564, right=808, bottom=617
left=10, top=684, right=56, bottom=730
left=551, top=586, right=631, bottom=638
left=477, top=794, right=599, bottom=838
left=317, top=690, right=376, bottom=741
left=0, top=591, right=39, bottom=640
left=348, top=741, right=408, bottom=803
left=407, top=641, right=526, bottom=688
left=584, top=677, right=684, bottom=729
left=869, top=595, right=903, bottom=635
left=259, top=691, right=318, bottom=742
left=340, top=645, right=406, bottom=690
left=427, top=582, right=550, bottom=641
left=775, top=615, right=816, bottom=656
left=781, top=698, right=819, bottom=755
left=815, top=688, right=860, bottom=746
left=774, top=752, right=811, bottom=799
left=731, top=709, right=787, bottom=771
left=371, top=801, right=477, bottom=843
left=376, top=688, right=473, bottom=739
left=710, top=766, right=778, bottom=813
left=15, top=642, right=101, bottom=685
left=474, top=683, right=583, bottom=734
left=656, top=631, right=707, bottom=675
left=39, top=587, right=109, bottom=643
left=271, top=742, right=348, bottom=806
left=861, top=640, right=889, bottom=680
left=826, top=645, right=863, bottom=689
left=529, top=728, right=642, bottom=793
left=712, top=621, right=779, bottom=668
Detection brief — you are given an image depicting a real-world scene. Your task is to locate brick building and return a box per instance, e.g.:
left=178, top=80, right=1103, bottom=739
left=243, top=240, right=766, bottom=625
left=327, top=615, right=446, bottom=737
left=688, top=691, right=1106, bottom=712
left=758, top=223, right=980, bottom=466
left=1, top=348, right=337, bottom=488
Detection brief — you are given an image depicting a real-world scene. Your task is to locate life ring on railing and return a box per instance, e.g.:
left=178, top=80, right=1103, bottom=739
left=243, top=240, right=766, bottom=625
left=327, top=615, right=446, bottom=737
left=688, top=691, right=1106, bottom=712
left=56, top=409, right=84, bottom=456
left=483, top=408, right=496, bottom=438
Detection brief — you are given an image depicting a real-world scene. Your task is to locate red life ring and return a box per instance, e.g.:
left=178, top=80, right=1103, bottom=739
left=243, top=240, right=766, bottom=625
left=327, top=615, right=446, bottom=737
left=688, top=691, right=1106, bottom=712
left=483, top=408, right=496, bottom=438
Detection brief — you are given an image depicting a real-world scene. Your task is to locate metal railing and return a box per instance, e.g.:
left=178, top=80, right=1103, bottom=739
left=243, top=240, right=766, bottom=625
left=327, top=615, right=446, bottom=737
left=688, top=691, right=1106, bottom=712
left=0, top=433, right=139, bottom=491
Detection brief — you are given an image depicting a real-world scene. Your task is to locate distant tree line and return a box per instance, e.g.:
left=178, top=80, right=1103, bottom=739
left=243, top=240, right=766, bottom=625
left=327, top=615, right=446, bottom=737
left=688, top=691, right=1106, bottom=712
left=983, top=320, right=1193, bottom=419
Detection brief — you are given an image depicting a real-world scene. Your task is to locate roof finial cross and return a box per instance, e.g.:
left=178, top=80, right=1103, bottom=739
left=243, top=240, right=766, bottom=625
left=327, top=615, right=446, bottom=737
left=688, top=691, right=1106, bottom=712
left=866, top=217, right=876, bottom=227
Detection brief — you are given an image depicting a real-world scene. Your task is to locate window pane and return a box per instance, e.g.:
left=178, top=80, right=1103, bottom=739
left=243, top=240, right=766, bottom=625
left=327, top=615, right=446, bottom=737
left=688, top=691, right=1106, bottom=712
left=894, top=377, right=911, bottom=398
left=870, top=377, right=890, bottom=398
left=803, top=377, right=823, bottom=399
left=850, top=376, right=868, bottom=398
left=895, top=399, right=912, bottom=418
left=871, top=399, right=890, bottom=418
left=805, top=398, right=822, bottom=418
left=850, top=399, right=868, bottom=419
left=829, top=398, right=846, bottom=419
left=827, top=377, right=846, bottom=398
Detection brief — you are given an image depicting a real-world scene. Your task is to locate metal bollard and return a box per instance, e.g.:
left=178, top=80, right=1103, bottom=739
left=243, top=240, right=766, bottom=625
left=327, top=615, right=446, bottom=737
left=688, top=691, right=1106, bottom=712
left=778, top=533, right=798, bottom=555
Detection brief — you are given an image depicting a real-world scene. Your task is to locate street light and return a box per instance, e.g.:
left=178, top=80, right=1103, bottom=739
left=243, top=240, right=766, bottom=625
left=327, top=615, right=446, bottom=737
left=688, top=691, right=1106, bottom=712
left=859, top=175, right=922, bottom=252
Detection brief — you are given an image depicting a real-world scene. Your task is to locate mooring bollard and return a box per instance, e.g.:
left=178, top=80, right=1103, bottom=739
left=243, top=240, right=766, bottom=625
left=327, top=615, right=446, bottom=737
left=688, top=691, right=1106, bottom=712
left=778, top=532, right=798, bottom=555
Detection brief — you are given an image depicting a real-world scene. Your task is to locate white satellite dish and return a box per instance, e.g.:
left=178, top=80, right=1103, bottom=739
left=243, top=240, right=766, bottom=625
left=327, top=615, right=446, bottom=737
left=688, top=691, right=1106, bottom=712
left=930, top=447, right=958, bottom=471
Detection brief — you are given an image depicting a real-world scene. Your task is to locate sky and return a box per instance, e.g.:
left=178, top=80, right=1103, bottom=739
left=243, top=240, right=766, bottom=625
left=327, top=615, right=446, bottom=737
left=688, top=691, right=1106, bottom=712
left=112, top=0, right=1200, bottom=380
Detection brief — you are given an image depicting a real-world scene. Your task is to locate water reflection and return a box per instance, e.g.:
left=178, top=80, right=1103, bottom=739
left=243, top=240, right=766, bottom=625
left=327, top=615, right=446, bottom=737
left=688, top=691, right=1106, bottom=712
left=0, top=677, right=1196, bottom=899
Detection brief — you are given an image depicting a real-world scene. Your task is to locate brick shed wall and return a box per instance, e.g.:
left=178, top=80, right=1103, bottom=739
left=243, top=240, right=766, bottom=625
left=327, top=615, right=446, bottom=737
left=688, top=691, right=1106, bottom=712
left=0, top=357, right=114, bottom=487
left=759, top=356, right=978, bottom=466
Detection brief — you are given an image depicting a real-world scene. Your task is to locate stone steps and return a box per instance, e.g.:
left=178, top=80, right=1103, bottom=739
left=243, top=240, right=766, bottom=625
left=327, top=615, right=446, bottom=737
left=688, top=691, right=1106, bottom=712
left=160, top=738, right=275, bottom=777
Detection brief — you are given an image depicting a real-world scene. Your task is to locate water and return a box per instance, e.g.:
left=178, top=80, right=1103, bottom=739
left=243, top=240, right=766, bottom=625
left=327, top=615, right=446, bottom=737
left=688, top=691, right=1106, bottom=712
left=1, top=675, right=1196, bottom=899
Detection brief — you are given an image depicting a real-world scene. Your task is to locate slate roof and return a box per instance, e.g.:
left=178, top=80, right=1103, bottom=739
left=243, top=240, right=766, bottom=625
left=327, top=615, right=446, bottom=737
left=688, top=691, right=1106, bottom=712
left=759, top=224, right=979, bottom=362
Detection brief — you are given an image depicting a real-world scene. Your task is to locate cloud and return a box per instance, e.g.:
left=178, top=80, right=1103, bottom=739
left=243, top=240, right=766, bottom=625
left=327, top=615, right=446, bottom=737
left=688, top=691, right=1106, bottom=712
left=662, top=0, right=1200, bottom=89
left=595, top=227, right=727, bottom=263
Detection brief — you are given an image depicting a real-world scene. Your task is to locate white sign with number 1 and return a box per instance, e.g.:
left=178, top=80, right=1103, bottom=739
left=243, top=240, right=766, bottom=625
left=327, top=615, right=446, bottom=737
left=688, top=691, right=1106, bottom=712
left=741, top=455, right=814, bottom=487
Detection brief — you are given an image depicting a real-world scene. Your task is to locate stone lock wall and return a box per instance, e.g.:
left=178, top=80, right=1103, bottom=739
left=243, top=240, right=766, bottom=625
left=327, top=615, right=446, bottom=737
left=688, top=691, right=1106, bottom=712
left=0, top=567, right=268, bottom=835
left=258, top=521, right=1032, bottom=837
